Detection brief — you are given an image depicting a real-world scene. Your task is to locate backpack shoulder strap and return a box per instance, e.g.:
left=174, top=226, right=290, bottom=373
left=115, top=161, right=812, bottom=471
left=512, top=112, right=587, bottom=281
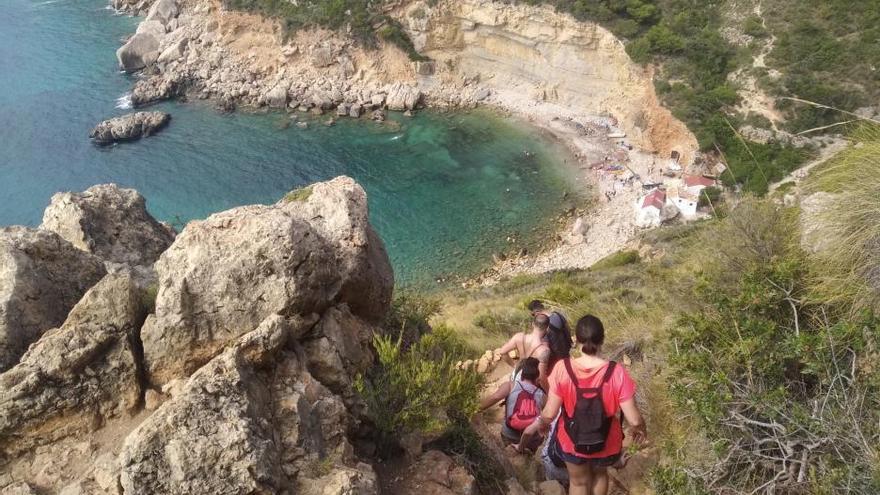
left=562, top=358, right=583, bottom=393
left=598, top=361, right=617, bottom=389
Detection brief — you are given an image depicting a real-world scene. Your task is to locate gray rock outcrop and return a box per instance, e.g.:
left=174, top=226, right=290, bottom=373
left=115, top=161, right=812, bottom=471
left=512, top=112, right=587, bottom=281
left=90, top=111, right=171, bottom=145
left=0, top=227, right=106, bottom=371
left=116, top=33, right=160, bottom=72
left=0, top=273, right=147, bottom=457
left=41, top=184, right=175, bottom=268
left=384, top=82, right=422, bottom=111
left=144, top=0, right=179, bottom=26
left=141, top=176, right=393, bottom=386
left=1, top=177, right=394, bottom=493
left=120, top=311, right=374, bottom=494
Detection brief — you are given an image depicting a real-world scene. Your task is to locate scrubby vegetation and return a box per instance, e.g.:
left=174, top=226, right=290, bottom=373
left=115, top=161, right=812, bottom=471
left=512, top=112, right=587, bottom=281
left=220, top=0, right=429, bottom=60
left=431, top=128, right=880, bottom=494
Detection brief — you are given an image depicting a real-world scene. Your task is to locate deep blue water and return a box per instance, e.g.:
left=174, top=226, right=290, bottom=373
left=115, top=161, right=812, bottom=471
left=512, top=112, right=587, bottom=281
left=0, top=0, right=576, bottom=287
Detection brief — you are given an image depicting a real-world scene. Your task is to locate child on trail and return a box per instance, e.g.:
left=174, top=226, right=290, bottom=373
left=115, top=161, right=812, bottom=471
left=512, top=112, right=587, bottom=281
left=501, top=357, right=546, bottom=450
left=518, top=315, right=647, bottom=495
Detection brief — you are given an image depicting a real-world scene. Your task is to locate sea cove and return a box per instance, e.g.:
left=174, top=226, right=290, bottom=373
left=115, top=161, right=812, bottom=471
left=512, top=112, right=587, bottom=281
left=0, top=0, right=578, bottom=287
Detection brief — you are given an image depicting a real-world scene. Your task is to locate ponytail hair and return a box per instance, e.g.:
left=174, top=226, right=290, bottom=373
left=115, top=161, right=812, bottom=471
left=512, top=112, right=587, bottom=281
left=546, top=312, right=573, bottom=367
left=575, top=315, right=605, bottom=355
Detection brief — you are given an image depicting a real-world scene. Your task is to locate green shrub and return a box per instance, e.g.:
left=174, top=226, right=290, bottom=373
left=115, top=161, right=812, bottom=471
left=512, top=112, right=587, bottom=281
left=377, top=18, right=430, bottom=61
left=592, top=249, right=640, bottom=270
left=383, top=292, right=441, bottom=347
left=696, top=186, right=721, bottom=208
left=666, top=198, right=880, bottom=493
left=472, top=310, right=527, bottom=336
left=355, top=325, right=483, bottom=454
left=282, top=186, right=312, bottom=202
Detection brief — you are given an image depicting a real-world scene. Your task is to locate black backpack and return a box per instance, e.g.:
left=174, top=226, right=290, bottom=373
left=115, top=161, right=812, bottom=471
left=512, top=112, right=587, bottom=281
left=561, top=359, right=617, bottom=454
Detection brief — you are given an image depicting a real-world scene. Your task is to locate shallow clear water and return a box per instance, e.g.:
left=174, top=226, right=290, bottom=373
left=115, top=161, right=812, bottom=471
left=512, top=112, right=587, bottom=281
left=0, top=0, right=577, bottom=287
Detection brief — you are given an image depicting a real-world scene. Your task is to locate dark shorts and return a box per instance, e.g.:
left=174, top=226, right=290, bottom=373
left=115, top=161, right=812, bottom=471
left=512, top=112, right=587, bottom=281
left=549, top=436, right=621, bottom=468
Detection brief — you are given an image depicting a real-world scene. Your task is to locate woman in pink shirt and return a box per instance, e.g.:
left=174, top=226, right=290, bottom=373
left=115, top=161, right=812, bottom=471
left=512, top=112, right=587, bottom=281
left=520, top=315, right=647, bottom=495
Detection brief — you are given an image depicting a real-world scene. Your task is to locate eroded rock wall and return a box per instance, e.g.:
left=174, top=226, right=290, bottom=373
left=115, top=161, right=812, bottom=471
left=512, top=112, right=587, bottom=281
left=0, top=177, right=393, bottom=495
left=405, top=0, right=697, bottom=162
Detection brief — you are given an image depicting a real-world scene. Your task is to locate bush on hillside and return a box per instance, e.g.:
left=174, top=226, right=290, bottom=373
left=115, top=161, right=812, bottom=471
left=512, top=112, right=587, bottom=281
left=662, top=199, right=880, bottom=494
left=355, top=325, right=483, bottom=454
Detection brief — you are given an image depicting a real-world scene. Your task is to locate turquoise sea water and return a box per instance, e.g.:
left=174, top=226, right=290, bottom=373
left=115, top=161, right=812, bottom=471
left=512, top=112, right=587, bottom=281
left=0, top=0, right=576, bottom=286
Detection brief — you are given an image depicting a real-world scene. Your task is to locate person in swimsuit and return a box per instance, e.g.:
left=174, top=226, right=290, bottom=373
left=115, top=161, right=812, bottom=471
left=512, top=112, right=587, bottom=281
left=479, top=313, right=552, bottom=411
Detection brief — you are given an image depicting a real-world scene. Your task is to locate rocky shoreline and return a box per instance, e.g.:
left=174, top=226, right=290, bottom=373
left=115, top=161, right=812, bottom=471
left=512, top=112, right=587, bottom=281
left=106, top=0, right=705, bottom=283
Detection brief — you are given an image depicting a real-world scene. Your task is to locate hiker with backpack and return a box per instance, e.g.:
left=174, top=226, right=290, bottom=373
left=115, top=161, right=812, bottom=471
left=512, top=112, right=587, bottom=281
left=501, top=357, right=546, bottom=450
left=517, top=315, right=646, bottom=495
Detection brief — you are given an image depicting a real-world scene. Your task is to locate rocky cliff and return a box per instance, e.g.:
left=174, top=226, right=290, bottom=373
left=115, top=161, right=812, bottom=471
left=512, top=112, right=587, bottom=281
left=110, top=0, right=696, bottom=163
left=0, top=177, right=395, bottom=494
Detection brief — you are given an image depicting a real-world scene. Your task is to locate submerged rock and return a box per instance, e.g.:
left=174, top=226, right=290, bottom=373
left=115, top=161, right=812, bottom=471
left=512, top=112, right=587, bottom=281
left=90, top=111, right=170, bottom=145
left=40, top=183, right=175, bottom=268
left=0, top=227, right=106, bottom=372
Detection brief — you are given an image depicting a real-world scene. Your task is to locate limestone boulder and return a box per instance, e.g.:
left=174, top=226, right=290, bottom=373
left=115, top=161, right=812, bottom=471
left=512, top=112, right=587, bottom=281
left=135, top=20, right=166, bottom=39
left=385, top=83, right=422, bottom=111
left=140, top=176, right=393, bottom=386
left=41, top=183, right=175, bottom=268
left=0, top=273, right=146, bottom=457
left=90, top=111, right=170, bottom=145
left=303, top=304, right=375, bottom=398
left=311, top=45, right=337, bottom=68
left=396, top=450, right=476, bottom=495
left=157, top=38, right=188, bottom=64
left=0, top=227, right=106, bottom=371
left=120, top=316, right=360, bottom=494
left=144, top=0, right=179, bottom=26
left=116, top=33, right=160, bottom=72
left=296, top=464, right=378, bottom=495
left=265, top=83, right=289, bottom=108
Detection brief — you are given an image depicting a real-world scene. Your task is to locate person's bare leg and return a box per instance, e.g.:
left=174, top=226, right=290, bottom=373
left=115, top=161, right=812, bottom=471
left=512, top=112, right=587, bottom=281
left=591, top=466, right=608, bottom=495
left=479, top=381, right=511, bottom=411
left=565, top=462, right=592, bottom=495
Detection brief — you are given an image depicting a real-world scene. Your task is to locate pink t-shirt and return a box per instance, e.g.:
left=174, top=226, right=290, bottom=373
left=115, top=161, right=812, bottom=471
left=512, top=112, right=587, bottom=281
left=549, top=359, right=636, bottom=458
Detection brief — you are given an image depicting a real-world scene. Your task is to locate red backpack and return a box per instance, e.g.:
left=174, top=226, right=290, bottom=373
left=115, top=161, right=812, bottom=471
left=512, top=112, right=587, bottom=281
left=506, top=384, right=540, bottom=431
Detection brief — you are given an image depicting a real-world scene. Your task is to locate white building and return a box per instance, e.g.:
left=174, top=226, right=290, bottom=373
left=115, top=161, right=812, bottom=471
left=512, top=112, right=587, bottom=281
left=635, top=189, right=667, bottom=228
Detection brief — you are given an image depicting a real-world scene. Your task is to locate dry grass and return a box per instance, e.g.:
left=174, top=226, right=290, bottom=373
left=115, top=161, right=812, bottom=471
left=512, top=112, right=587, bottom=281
left=806, top=125, right=880, bottom=312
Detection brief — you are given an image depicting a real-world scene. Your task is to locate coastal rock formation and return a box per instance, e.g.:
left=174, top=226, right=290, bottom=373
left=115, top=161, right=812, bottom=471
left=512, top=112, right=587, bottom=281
left=140, top=176, right=393, bottom=386
left=1, top=177, right=395, bottom=493
left=0, top=273, right=147, bottom=457
left=0, top=227, right=106, bottom=371
left=41, top=184, right=176, bottom=268
left=116, top=33, right=160, bottom=72
left=90, top=111, right=171, bottom=145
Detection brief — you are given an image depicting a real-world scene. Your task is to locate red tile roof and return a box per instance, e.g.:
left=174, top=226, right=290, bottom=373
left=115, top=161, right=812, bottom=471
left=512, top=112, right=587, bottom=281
left=683, top=175, right=716, bottom=188
left=642, top=189, right=666, bottom=209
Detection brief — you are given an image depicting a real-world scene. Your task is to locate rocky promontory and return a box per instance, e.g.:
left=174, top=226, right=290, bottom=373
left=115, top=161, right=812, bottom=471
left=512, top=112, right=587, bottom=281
left=89, top=111, right=170, bottom=145
left=0, top=177, right=399, bottom=494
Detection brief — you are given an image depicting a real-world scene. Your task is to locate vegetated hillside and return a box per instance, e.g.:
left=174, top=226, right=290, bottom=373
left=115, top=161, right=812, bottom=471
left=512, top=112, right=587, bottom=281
left=219, top=0, right=425, bottom=59
left=430, top=128, right=880, bottom=493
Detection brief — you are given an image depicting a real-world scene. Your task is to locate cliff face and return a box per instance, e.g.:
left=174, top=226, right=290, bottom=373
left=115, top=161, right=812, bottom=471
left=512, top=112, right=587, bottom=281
left=0, top=178, right=393, bottom=494
left=404, top=0, right=697, bottom=162
left=113, top=0, right=696, bottom=163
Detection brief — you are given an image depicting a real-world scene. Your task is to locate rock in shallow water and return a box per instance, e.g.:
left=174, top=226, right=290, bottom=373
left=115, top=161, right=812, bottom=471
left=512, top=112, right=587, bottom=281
left=89, top=111, right=170, bottom=145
